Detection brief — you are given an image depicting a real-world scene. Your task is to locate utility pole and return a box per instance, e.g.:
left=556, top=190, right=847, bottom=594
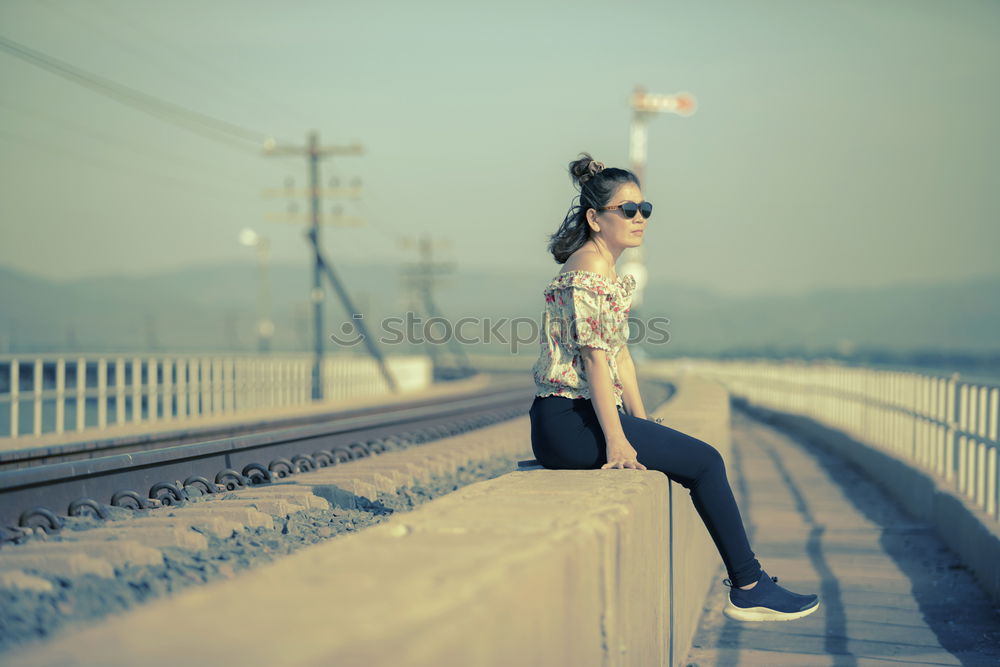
left=399, top=235, right=474, bottom=380
left=263, top=132, right=363, bottom=400
left=623, top=86, right=697, bottom=327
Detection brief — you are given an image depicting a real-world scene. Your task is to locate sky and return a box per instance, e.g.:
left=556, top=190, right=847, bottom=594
left=1, top=0, right=998, bottom=297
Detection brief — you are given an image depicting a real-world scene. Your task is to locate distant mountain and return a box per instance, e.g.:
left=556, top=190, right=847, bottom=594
left=640, top=276, right=1000, bottom=356
left=1, top=261, right=997, bottom=358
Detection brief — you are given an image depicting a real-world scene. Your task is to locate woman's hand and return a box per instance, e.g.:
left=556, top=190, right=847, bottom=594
left=601, top=435, right=648, bottom=470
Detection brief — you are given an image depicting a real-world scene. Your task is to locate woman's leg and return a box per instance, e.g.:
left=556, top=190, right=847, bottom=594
left=615, top=410, right=762, bottom=588
left=529, top=395, right=761, bottom=587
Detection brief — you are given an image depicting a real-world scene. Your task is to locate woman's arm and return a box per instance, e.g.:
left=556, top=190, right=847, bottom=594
left=581, top=346, right=647, bottom=470
left=615, top=344, right=647, bottom=420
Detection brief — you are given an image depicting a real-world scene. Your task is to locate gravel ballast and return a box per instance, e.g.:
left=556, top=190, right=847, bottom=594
left=0, top=451, right=524, bottom=655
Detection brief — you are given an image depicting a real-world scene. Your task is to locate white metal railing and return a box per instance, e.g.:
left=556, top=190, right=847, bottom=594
left=0, top=353, right=432, bottom=441
left=654, top=358, right=1000, bottom=524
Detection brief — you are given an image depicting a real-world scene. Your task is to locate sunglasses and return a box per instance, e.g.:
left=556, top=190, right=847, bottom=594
left=598, top=200, right=653, bottom=219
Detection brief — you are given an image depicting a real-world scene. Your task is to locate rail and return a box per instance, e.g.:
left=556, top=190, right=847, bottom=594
left=659, top=358, right=1000, bottom=523
left=0, top=353, right=432, bottom=439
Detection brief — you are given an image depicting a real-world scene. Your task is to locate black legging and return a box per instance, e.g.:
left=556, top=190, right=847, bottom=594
left=528, top=394, right=762, bottom=587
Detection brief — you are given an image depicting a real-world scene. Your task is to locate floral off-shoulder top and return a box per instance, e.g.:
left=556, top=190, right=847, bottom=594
left=531, top=269, right=637, bottom=410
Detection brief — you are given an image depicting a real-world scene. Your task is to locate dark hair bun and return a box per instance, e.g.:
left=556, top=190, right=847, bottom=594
left=569, top=152, right=603, bottom=188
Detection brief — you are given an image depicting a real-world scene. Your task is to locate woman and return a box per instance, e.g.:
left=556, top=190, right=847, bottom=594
left=528, top=152, right=820, bottom=622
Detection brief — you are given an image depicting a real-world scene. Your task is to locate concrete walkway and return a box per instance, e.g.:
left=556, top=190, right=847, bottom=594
left=684, top=408, right=1000, bottom=667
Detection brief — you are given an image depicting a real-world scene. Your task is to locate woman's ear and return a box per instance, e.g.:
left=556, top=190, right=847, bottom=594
left=587, top=209, right=600, bottom=233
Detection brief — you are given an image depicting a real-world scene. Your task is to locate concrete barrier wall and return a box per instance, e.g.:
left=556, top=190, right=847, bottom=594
left=11, top=376, right=731, bottom=667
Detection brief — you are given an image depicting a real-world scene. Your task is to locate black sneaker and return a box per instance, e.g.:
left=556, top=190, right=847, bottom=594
left=722, top=569, right=820, bottom=622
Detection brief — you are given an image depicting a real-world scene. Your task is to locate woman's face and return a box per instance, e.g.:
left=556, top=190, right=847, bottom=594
left=588, top=182, right=648, bottom=250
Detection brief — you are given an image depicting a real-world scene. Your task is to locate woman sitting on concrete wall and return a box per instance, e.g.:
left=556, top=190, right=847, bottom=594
left=528, top=152, right=820, bottom=622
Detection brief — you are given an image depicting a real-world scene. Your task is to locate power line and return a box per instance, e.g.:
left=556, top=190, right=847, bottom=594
left=87, top=0, right=320, bottom=131
left=0, top=97, right=258, bottom=194
left=0, top=127, right=252, bottom=207
left=0, top=33, right=276, bottom=152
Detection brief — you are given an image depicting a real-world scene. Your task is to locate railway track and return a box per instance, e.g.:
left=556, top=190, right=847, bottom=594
left=0, top=375, right=524, bottom=472
left=0, top=377, right=534, bottom=541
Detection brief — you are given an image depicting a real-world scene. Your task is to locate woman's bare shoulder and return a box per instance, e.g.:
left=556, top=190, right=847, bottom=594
left=560, top=247, right=613, bottom=277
